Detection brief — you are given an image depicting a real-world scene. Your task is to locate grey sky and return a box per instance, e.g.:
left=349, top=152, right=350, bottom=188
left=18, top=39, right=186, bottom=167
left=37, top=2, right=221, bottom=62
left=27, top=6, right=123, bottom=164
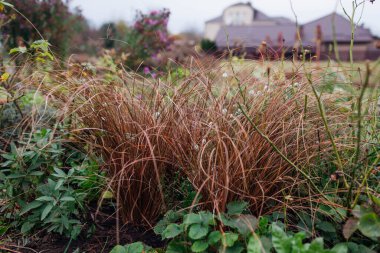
left=70, top=0, right=380, bottom=36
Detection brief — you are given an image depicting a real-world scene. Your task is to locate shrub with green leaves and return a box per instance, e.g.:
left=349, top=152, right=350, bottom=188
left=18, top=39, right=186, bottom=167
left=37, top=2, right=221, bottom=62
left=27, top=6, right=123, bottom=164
left=0, top=128, right=104, bottom=239
left=110, top=200, right=379, bottom=253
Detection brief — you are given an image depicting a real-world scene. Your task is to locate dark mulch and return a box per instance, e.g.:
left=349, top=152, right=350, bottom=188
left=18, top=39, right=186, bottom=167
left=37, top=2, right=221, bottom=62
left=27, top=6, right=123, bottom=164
left=0, top=204, right=165, bottom=253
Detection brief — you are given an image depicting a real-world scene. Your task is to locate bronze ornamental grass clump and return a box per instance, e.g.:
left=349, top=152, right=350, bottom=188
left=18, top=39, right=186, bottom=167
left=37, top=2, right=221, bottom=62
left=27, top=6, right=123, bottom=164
left=50, top=59, right=349, bottom=226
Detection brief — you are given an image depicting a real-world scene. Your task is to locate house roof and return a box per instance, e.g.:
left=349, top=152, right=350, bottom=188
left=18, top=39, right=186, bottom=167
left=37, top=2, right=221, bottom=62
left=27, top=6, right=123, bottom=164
left=205, top=6, right=293, bottom=24
left=302, top=13, right=373, bottom=44
left=206, top=15, right=223, bottom=23
left=215, top=25, right=298, bottom=48
left=228, top=2, right=252, bottom=8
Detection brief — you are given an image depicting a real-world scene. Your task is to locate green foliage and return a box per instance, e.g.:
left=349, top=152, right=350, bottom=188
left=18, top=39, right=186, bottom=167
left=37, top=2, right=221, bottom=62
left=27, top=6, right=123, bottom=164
left=110, top=242, right=156, bottom=253
left=110, top=201, right=380, bottom=253
left=200, top=39, right=217, bottom=53
left=9, top=39, right=54, bottom=62
left=343, top=199, right=380, bottom=241
left=1, top=0, right=85, bottom=57
left=0, top=128, right=104, bottom=239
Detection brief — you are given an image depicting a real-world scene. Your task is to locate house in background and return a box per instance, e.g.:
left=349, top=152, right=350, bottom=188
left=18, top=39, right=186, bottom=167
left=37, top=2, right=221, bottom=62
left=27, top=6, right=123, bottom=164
left=204, top=2, right=380, bottom=60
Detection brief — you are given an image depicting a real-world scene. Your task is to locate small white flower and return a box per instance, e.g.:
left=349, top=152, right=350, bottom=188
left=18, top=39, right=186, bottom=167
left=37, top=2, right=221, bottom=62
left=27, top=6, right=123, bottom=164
left=264, top=85, right=269, bottom=91
left=222, top=72, right=228, bottom=78
left=222, top=108, right=228, bottom=115
left=154, top=112, right=160, bottom=119
left=193, top=144, right=199, bottom=151
left=248, top=90, right=256, bottom=96
left=235, top=108, right=242, bottom=116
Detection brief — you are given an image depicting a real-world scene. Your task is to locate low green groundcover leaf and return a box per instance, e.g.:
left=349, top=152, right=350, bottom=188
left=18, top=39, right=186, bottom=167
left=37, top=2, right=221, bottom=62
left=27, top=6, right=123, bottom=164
left=227, top=201, right=249, bottom=215
left=221, top=232, right=239, bottom=247
left=223, top=244, right=245, bottom=253
left=271, top=223, right=291, bottom=253
left=247, top=235, right=261, bottom=253
left=163, top=224, right=183, bottom=239
left=184, top=213, right=203, bottom=225
left=208, top=231, right=222, bottom=245
left=110, top=245, right=127, bottom=253
left=331, top=243, right=348, bottom=253
left=358, top=213, right=380, bottom=238
left=166, top=240, right=187, bottom=253
left=125, top=242, right=144, bottom=253
left=188, top=223, right=209, bottom=240
left=191, top=240, right=209, bottom=253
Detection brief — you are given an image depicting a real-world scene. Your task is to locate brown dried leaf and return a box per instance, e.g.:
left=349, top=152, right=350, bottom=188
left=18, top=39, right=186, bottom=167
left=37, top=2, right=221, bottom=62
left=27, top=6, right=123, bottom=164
left=343, top=217, right=359, bottom=239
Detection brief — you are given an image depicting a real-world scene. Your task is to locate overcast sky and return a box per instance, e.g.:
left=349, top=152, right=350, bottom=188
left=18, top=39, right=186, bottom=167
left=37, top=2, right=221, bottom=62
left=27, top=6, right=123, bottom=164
left=69, top=0, right=380, bottom=36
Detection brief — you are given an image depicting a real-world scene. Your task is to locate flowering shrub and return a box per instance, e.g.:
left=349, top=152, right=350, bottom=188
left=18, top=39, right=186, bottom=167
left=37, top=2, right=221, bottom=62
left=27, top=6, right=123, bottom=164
left=123, top=9, right=172, bottom=70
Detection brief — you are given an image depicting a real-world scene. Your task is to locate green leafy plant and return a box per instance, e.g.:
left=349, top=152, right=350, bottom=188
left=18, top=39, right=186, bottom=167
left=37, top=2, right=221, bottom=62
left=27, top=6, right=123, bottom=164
left=110, top=242, right=157, bottom=253
left=110, top=201, right=378, bottom=253
left=200, top=39, right=217, bottom=53
left=0, top=128, right=104, bottom=239
left=343, top=196, right=380, bottom=242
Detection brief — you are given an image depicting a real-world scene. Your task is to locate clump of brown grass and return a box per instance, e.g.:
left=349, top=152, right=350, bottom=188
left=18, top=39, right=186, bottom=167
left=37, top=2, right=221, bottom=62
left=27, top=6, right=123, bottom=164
left=48, top=58, right=348, bottom=226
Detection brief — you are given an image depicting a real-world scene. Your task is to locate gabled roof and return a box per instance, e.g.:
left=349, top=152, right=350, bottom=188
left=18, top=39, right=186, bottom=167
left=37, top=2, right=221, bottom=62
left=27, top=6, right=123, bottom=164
left=302, top=13, right=373, bottom=44
left=206, top=6, right=293, bottom=25
left=228, top=2, right=252, bottom=8
left=215, top=25, right=298, bottom=48
left=206, top=15, right=223, bottom=23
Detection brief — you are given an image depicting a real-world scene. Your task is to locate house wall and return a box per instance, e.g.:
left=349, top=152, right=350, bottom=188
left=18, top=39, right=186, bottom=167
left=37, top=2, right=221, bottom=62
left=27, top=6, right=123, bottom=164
left=204, top=22, right=222, bottom=41
left=223, top=5, right=253, bottom=25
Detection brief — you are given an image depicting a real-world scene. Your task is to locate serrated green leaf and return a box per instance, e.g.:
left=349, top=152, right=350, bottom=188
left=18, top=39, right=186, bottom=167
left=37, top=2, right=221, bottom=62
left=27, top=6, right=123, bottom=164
left=184, top=213, right=203, bottom=225
left=125, top=242, right=144, bottom=253
left=208, top=230, right=222, bottom=245
left=110, top=245, right=127, bottom=253
left=166, top=240, right=187, bottom=253
left=331, top=243, right=348, bottom=253
left=162, top=223, right=183, bottom=239
left=247, top=235, right=262, bottom=253
left=191, top=240, right=208, bottom=253
left=221, top=232, right=239, bottom=247
left=188, top=223, right=209, bottom=240
left=271, top=223, right=291, bottom=253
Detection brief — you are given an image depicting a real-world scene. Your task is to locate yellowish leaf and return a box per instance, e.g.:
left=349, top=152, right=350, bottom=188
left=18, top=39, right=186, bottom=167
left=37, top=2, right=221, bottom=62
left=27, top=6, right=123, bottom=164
left=1, top=72, right=10, bottom=82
